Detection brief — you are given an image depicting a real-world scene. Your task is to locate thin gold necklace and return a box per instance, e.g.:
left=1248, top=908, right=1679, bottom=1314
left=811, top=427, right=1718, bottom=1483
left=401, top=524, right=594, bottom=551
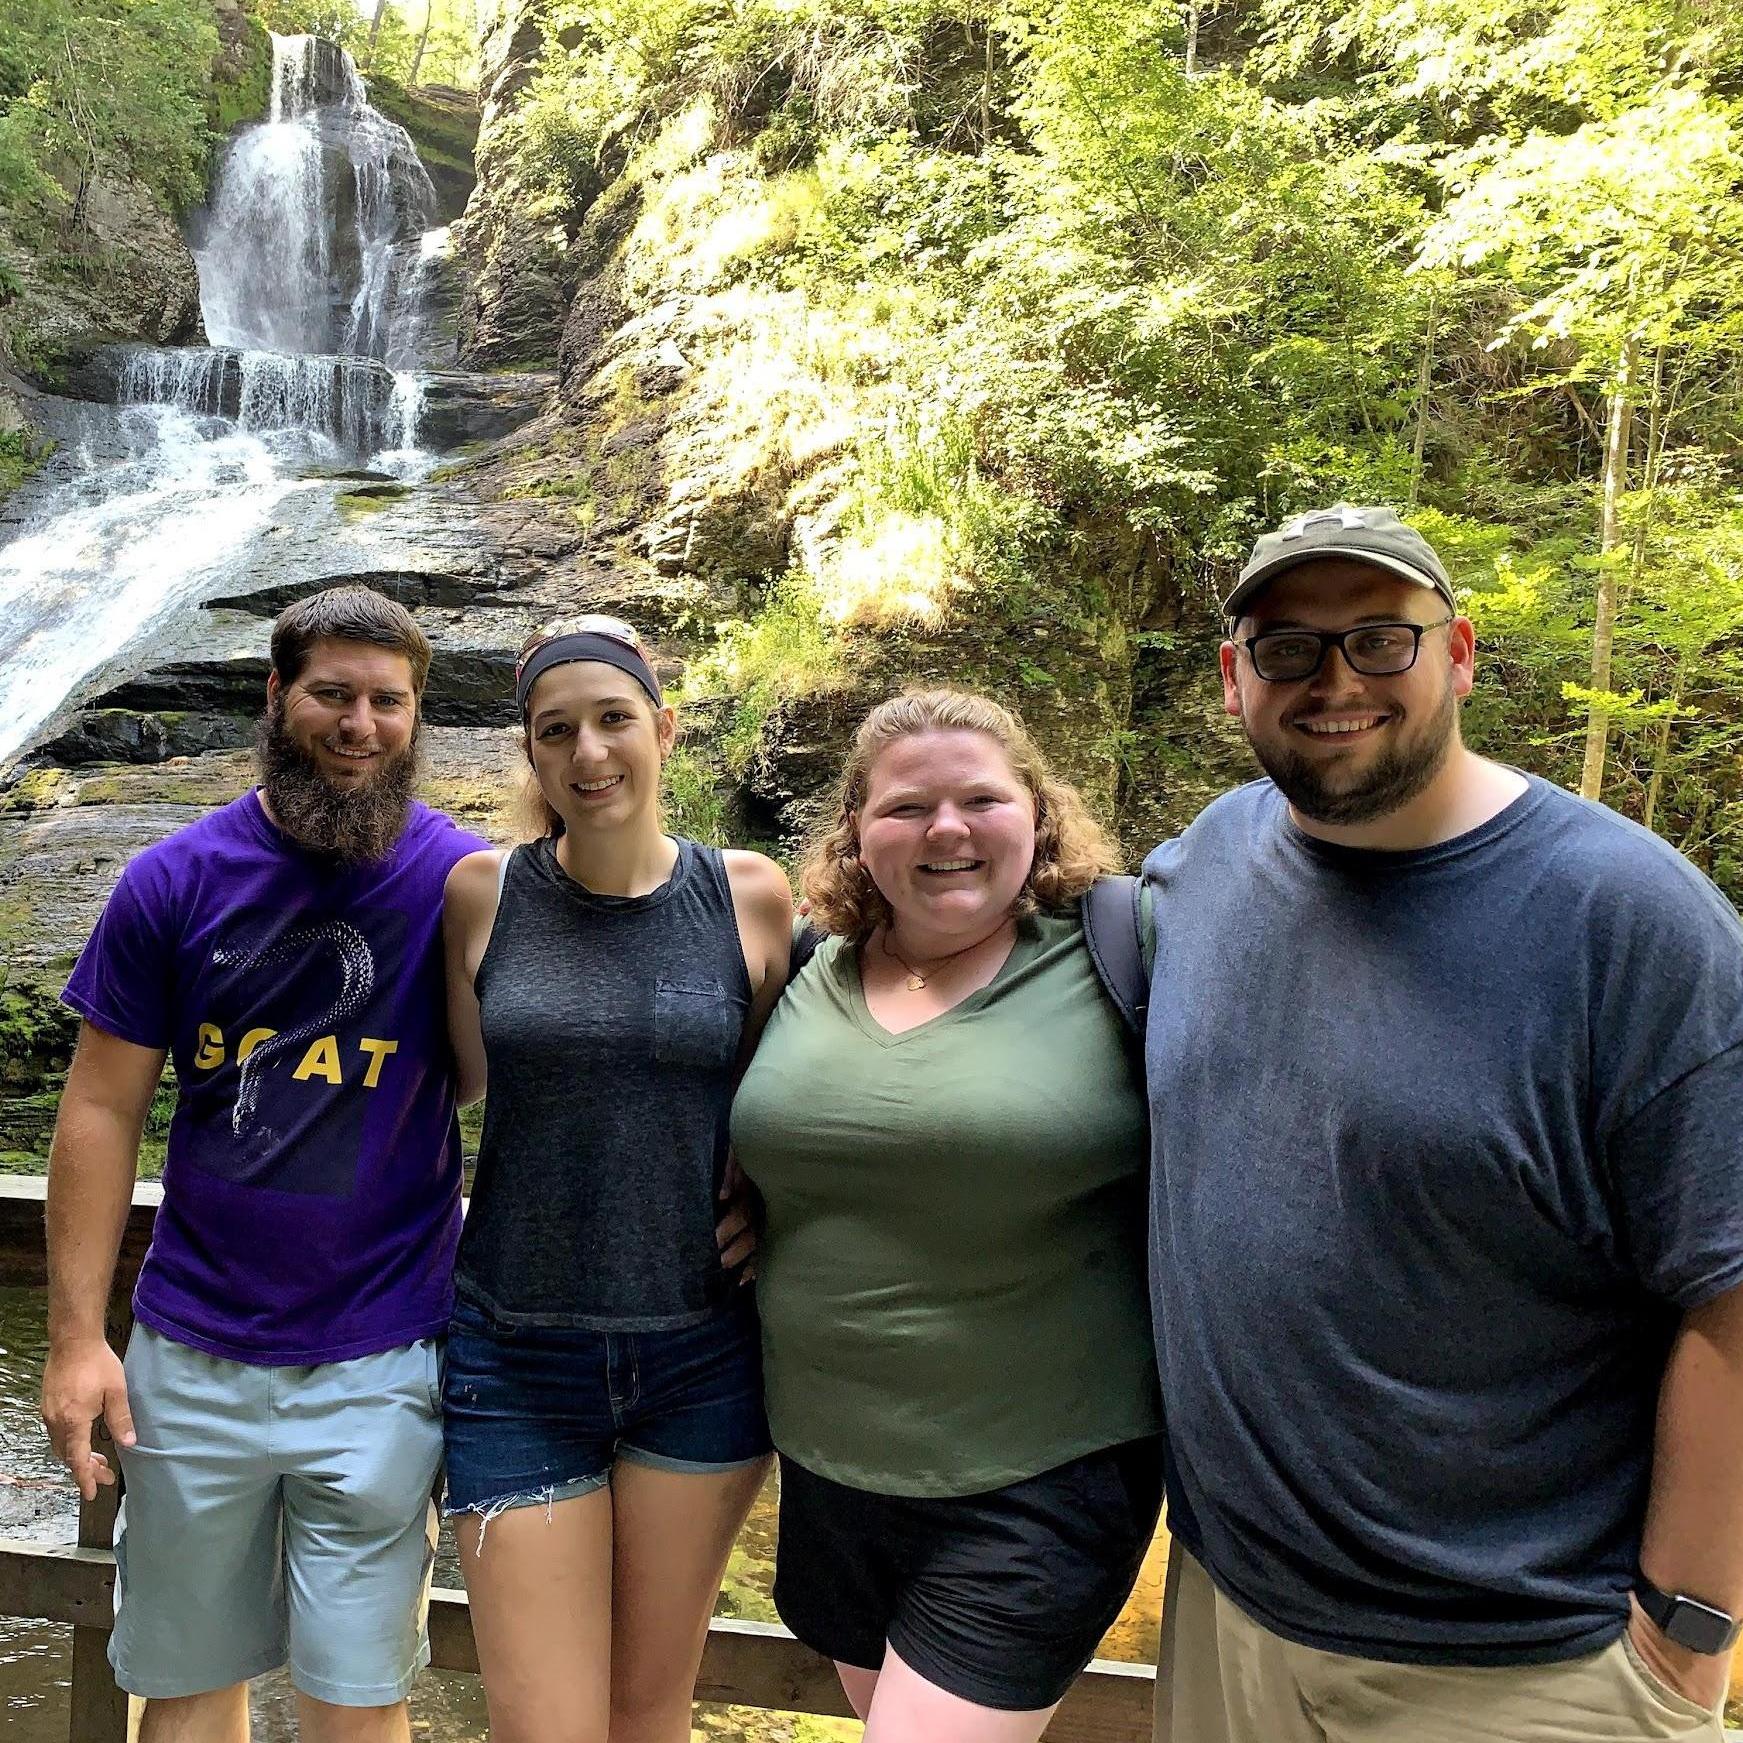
left=880, top=926, right=996, bottom=992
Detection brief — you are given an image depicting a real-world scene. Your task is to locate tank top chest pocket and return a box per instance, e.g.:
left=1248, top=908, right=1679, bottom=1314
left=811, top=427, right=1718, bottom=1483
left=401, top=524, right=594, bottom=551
left=654, top=976, right=745, bottom=1069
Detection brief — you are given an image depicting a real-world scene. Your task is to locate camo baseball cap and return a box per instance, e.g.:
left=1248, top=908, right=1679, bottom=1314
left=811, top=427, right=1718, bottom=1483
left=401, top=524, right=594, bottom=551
left=1223, top=504, right=1456, bottom=622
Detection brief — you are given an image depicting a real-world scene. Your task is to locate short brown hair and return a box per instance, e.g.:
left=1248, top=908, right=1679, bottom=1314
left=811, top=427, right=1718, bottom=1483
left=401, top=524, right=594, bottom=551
left=800, top=688, right=1121, bottom=940
left=270, top=587, right=432, bottom=694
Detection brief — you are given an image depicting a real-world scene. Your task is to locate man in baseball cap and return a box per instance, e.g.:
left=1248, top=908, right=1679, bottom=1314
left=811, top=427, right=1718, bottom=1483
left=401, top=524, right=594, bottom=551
left=1140, top=505, right=1743, bottom=1741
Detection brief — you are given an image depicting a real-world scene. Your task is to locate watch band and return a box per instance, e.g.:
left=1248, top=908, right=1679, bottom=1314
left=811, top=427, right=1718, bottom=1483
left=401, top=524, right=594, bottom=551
left=1633, top=1574, right=1743, bottom=1656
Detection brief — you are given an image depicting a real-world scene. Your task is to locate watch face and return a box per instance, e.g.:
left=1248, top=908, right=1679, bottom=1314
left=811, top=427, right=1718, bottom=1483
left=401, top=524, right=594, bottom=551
left=1665, top=1595, right=1740, bottom=1657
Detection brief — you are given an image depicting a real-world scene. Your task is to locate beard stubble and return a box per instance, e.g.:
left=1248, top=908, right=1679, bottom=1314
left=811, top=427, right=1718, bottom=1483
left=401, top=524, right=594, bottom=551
left=1251, top=679, right=1458, bottom=828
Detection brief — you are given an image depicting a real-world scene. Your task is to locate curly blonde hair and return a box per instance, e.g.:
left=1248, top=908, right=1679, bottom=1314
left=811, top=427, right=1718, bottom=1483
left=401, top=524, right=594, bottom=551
left=512, top=614, right=667, bottom=841
left=800, top=688, right=1122, bottom=940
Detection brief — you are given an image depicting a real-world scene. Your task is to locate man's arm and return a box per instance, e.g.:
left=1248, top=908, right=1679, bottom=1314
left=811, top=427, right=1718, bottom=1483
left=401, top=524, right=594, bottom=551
left=40, top=1022, right=164, bottom=1501
left=1633, top=1278, right=1743, bottom=1708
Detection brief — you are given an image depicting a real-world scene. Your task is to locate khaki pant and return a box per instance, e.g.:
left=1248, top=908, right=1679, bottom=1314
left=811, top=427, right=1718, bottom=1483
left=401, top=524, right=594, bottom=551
left=1155, top=1549, right=1726, bottom=1743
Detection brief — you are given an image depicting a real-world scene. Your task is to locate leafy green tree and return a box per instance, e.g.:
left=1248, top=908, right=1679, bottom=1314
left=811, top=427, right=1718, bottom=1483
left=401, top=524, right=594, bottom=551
left=0, top=0, right=218, bottom=228
left=1419, top=84, right=1743, bottom=798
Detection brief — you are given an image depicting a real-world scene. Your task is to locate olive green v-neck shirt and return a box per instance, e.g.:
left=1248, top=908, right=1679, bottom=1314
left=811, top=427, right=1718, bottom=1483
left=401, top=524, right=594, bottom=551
left=731, top=910, right=1161, bottom=1496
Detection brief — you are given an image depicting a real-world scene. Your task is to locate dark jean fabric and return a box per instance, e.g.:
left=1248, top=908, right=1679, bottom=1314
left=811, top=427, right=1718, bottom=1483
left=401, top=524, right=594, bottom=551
left=441, top=1292, right=771, bottom=1515
left=773, top=1438, right=1164, bottom=1710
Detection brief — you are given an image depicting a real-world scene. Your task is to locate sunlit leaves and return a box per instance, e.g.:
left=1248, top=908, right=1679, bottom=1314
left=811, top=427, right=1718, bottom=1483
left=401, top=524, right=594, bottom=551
left=1419, top=86, right=1743, bottom=374
left=0, top=0, right=218, bottom=223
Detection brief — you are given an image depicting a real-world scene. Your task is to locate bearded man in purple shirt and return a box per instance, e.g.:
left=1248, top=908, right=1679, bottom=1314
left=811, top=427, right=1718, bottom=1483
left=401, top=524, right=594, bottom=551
left=40, top=586, right=490, bottom=1743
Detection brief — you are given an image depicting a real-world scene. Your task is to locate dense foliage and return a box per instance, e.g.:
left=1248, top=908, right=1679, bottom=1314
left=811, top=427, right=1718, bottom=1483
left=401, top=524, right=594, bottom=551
left=0, top=0, right=220, bottom=229
left=492, top=0, right=1743, bottom=890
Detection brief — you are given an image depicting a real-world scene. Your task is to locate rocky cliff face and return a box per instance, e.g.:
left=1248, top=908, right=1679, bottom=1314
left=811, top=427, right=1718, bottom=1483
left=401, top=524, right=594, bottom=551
left=450, top=0, right=570, bottom=367
left=443, top=0, right=1256, bottom=864
left=1, top=182, right=206, bottom=366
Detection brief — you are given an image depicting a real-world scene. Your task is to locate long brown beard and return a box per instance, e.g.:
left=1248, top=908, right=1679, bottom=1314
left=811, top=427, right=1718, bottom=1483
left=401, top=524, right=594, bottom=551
left=254, top=701, right=421, bottom=866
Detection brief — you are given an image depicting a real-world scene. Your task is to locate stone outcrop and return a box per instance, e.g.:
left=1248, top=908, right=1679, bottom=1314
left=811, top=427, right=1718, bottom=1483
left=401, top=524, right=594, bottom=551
left=368, top=78, right=480, bottom=223
left=419, top=369, right=558, bottom=449
left=0, top=182, right=204, bottom=375
left=451, top=2, right=571, bottom=367
left=38, top=710, right=241, bottom=768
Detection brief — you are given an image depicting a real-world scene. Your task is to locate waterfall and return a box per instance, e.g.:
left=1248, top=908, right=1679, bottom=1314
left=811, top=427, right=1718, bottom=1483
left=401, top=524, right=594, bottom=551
left=117, top=347, right=415, bottom=460
left=0, top=32, right=457, bottom=768
left=0, top=408, right=310, bottom=766
left=199, top=34, right=439, bottom=364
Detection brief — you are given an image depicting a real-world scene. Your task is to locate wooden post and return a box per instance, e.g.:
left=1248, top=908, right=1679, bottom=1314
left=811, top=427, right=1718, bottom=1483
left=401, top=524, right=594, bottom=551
left=68, top=1289, right=135, bottom=1743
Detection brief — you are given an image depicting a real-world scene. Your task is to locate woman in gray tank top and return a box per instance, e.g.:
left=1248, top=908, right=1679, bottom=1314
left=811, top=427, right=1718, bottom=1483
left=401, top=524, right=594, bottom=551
left=438, top=614, right=792, bottom=1743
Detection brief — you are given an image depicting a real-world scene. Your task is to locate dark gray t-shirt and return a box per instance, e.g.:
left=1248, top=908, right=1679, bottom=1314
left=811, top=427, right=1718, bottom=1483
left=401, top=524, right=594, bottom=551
left=1143, top=775, right=1743, bottom=1665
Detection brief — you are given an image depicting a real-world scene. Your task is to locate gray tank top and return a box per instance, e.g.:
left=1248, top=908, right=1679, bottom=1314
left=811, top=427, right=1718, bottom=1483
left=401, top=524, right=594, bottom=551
left=455, top=834, right=753, bottom=1329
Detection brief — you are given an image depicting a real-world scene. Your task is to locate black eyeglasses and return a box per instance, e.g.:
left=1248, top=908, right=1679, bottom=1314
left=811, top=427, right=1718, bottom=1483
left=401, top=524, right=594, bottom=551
left=1241, top=617, right=1453, bottom=683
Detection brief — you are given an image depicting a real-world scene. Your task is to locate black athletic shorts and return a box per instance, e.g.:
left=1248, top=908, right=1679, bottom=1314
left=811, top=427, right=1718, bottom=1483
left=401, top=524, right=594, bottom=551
left=772, top=1438, right=1163, bottom=1711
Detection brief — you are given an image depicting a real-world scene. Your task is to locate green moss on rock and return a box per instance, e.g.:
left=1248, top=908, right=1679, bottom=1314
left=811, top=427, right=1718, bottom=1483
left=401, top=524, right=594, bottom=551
left=0, top=768, right=70, bottom=812
left=0, top=428, right=51, bottom=497
left=210, top=14, right=273, bottom=135
left=0, top=982, right=78, bottom=1094
left=336, top=483, right=411, bottom=519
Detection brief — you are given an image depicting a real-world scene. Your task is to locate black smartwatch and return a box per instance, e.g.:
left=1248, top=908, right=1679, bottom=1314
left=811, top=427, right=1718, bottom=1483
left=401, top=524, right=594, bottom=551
left=1633, top=1574, right=1743, bottom=1655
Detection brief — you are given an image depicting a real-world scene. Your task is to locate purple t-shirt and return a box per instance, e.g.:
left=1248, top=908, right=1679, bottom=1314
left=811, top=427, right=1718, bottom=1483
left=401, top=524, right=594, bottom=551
left=62, top=790, right=489, bottom=1364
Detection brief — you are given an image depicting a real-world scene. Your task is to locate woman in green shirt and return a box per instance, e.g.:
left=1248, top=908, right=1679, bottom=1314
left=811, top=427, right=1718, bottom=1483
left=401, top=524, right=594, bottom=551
left=732, top=687, right=1162, bottom=1740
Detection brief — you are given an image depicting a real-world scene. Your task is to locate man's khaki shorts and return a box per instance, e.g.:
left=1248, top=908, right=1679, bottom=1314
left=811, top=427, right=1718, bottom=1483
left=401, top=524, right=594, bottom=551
left=1155, top=1548, right=1726, bottom=1743
left=111, top=1324, right=443, bottom=1705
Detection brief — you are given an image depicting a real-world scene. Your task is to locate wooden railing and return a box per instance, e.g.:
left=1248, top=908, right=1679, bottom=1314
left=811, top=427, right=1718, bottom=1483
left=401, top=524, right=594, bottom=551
left=0, top=1177, right=1156, bottom=1741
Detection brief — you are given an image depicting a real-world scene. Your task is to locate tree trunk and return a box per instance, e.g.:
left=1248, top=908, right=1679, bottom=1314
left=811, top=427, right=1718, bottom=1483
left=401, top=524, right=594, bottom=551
left=1641, top=661, right=1684, bottom=836
left=980, top=18, right=993, bottom=150
left=409, top=0, right=434, bottom=83
left=1629, top=343, right=1669, bottom=578
left=1579, top=337, right=1638, bottom=802
left=1409, top=286, right=1438, bottom=505
left=1184, top=2, right=1200, bottom=75
left=367, top=0, right=391, bottom=59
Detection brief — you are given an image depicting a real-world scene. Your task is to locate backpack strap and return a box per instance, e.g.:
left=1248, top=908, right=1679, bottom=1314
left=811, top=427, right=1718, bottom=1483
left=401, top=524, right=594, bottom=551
left=790, top=918, right=826, bottom=974
left=1081, top=875, right=1150, bottom=1038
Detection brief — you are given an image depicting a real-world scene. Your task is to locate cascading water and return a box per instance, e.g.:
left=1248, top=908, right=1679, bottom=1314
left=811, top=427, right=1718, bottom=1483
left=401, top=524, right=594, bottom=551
left=118, top=347, right=419, bottom=458
left=0, top=33, right=454, bottom=767
left=0, top=409, right=309, bottom=766
left=198, top=35, right=437, bottom=362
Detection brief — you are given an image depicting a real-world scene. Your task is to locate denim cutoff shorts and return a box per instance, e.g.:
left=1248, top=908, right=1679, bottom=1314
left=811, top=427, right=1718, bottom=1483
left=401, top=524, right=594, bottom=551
left=441, top=1291, right=772, bottom=1519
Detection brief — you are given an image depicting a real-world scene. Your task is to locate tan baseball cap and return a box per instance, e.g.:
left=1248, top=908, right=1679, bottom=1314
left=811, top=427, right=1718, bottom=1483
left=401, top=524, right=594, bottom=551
left=1223, top=504, right=1456, bottom=622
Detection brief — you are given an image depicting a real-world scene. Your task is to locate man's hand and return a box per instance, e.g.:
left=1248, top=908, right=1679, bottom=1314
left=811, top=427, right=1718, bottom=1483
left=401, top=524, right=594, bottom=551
left=1626, top=1594, right=1731, bottom=1713
left=42, top=1336, right=135, bottom=1503
left=716, top=1153, right=762, bottom=1282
